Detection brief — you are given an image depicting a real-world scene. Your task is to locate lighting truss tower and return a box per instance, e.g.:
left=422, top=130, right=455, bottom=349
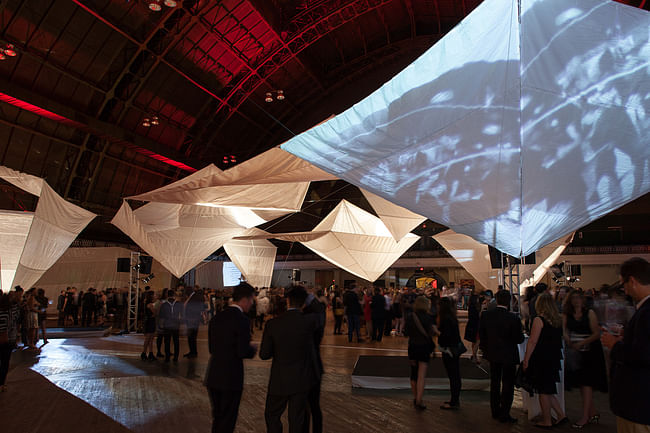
left=501, top=254, right=520, bottom=311
left=127, top=251, right=141, bottom=333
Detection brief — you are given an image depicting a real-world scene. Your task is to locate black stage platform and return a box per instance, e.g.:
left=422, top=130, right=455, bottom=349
left=351, top=355, right=490, bottom=390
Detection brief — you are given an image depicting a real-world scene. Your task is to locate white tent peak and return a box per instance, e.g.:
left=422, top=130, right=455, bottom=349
left=282, top=0, right=650, bottom=257
left=361, top=189, right=426, bottom=241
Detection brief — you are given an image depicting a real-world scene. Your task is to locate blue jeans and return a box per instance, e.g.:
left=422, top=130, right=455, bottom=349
left=347, top=314, right=360, bottom=342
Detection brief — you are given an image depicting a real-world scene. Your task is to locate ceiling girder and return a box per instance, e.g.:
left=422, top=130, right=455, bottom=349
left=0, top=76, right=200, bottom=172
left=199, top=0, right=394, bottom=152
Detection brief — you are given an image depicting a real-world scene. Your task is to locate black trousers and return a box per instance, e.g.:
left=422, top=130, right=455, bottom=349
left=442, top=353, right=461, bottom=405
left=163, top=329, right=179, bottom=360
left=333, top=315, right=343, bottom=334
left=265, top=391, right=308, bottom=433
left=489, top=362, right=516, bottom=419
left=208, top=387, right=243, bottom=433
left=0, top=342, right=12, bottom=386
left=156, top=333, right=163, bottom=354
left=187, top=327, right=198, bottom=355
left=82, top=307, right=94, bottom=327
left=371, top=319, right=384, bottom=341
left=302, top=381, right=322, bottom=433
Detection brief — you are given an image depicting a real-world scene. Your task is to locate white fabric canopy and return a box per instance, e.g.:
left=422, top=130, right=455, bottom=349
left=0, top=166, right=43, bottom=197
left=128, top=148, right=336, bottom=212
left=433, top=229, right=500, bottom=292
left=0, top=211, right=34, bottom=292
left=282, top=0, right=650, bottom=257
left=0, top=168, right=96, bottom=291
left=111, top=201, right=266, bottom=278
left=13, top=183, right=97, bottom=289
left=361, top=189, right=426, bottom=241
left=266, top=200, right=419, bottom=282
left=434, top=229, right=574, bottom=292
left=224, top=228, right=277, bottom=288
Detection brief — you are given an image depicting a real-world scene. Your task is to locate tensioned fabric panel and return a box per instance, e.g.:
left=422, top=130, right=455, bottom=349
left=13, top=183, right=97, bottom=290
left=111, top=201, right=267, bottom=278
left=224, top=228, right=277, bottom=288
left=434, top=230, right=574, bottom=293
left=239, top=201, right=419, bottom=282
left=360, top=189, right=426, bottom=241
left=0, top=166, right=43, bottom=197
left=128, top=148, right=337, bottom=211
left=0, top=210, right=34, bottom=292
left=282, top=0, right=650, bottom=257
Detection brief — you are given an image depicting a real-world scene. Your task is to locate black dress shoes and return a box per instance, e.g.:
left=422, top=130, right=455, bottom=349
left=499, top=416, right=518, bottom=424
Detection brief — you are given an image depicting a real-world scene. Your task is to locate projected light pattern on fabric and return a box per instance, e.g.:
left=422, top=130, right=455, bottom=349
left=282, top=0, right=650, bottom=256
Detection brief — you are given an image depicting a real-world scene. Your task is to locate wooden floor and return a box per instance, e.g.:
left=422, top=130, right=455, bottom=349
left=1, top=320, right=617, bottom=433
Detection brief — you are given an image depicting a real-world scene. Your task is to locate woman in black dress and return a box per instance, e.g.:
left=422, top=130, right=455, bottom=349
left=523, top=293, right=567, bottom=428
left=141, top=290, right=156, bottom=361
left=562, top=290, right=607, bottom=428
left=405, top=295, right=438, bottom=410
left=464, top=290, right=481, bottom=363
left=438, top=297, right=463, bottom=410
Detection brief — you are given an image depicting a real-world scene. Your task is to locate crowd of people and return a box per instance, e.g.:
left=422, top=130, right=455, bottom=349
left=1, top=257, right=648, bottom=433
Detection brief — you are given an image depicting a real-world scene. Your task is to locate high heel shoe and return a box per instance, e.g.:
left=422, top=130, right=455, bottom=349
left=589, top=414, right=600, bottom=424
left=140, top=352, right=147, bottom=361
left=571, top=422, right=587, bottom=429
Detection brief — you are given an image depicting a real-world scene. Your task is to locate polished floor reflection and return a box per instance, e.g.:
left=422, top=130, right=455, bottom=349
left=1, top=324, right=616, bottom=433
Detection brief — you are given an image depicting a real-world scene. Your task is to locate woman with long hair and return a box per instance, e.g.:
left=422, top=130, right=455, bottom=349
left=405, top=295, right=438, bottom=410
left=438, top=297, right=463, bottom=410
left=562, top=290, right=607, bottom=428
left=332, top=291, right=344, bottom=335
left=141, top=290, right=156, bottom=361
left=523, top=293, right=567, bottom=428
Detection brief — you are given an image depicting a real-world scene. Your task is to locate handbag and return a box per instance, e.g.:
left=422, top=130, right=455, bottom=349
left=412, top=312, right=435, bottom=354
left=515, top=362, right=535, bottom=396
left=440, top=341, right=468, bottom=357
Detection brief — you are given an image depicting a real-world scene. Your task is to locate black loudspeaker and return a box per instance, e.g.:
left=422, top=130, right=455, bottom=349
left=139, top=256, right=153, bottom=274
left=292, top=269, right=301, bottom=282
left=488, top=247, right=535, bottom=268
left=488, top=246, right=503, bottom=269
left=117, top=258, right=130, bottom=273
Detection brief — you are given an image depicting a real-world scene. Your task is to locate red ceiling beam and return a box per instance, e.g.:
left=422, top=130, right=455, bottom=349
left=197, top=0, right=394, bottom=147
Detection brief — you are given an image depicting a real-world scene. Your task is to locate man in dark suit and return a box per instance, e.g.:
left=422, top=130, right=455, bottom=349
left=302, top=288, right=325, bottom=433
left=479, top=289, right=524, bottom=424
left=204, top=283, right=257, bottom=433
left=261, top=286, right=319, bottom=433
left=602, top=257, right=650, bottom=433
left=159, top=288, right=182, bottom=363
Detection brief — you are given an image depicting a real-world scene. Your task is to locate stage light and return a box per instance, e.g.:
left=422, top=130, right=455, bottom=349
left=265, top=92, right=273, bottom=103
left=276, top=90, right=284, bottom=101
left=163, top=0, right=177, bottom=6
left=150, top=115, right=159, bottom=126
left=142, top=118, right=151, bottom=127
left=0, top=52, right=5, bottom=61
left=148, top=1, right=162, bottom=11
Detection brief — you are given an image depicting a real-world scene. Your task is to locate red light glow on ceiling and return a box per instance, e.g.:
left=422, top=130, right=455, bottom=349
left=0, top=92, right=196, bottom=173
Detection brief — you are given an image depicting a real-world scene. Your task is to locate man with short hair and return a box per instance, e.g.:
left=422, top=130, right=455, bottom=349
left=261, top=286, right=319, bottom=433
left=343, top=285, right=363, bottom=343
left=159, top=288, right=182, bottom=363
left=204, top=282, right=257, bottom=433
left=479, top=290, right=524, bottom=424
left=602, top=257, right=650, bottom=433
left=302, top=287, right=325, bottom=433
